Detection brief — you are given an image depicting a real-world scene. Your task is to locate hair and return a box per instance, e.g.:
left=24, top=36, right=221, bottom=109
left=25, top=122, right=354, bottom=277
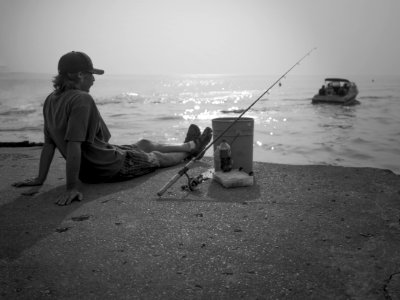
left=52, top=73, right=81, bottom=95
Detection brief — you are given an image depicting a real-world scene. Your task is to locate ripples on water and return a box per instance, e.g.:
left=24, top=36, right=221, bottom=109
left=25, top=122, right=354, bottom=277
left=0, top=73, right=399, bottom=174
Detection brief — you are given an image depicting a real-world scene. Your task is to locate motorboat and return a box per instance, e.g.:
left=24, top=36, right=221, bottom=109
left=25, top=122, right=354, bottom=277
left=312, top=78, right=359, bottom=105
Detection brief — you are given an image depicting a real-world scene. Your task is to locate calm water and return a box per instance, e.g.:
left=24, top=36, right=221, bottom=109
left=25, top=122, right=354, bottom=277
left=0, top=72, right=399, bottom=174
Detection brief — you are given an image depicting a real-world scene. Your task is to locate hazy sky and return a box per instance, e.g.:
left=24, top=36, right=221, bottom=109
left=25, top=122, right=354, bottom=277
left=0, top=0, right=399, bottom=75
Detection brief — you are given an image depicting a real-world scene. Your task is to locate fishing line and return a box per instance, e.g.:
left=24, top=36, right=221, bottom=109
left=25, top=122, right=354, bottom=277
left=157, top=47, right=317, bottom=196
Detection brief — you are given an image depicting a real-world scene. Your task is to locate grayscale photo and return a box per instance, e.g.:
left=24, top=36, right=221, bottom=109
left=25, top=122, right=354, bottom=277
left=1, top=0, right=399, bottom=299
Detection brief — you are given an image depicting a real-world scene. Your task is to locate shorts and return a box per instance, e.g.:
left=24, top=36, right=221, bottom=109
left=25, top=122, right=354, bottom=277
left=112, top=144, right=160, bottom=181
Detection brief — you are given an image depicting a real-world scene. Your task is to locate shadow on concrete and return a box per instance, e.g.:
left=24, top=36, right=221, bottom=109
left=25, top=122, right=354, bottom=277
left=206, top=179, right=261, bottom=202
left=0, top=171, right=158, bottom=261
left=157, top=180, right=261, bottom=203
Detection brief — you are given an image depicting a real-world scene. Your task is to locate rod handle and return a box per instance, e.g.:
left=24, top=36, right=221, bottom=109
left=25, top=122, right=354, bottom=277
left=157, top=160, right=195, bottom=197
left=157, top=173, right=183, bottom=197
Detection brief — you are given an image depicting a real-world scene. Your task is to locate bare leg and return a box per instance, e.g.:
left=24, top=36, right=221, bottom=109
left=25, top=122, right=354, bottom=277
left=135, top=139, right=191, bottom=153
left=152, top=151, right=188, bottom=167
left=133, top=127, right=212, bottom=167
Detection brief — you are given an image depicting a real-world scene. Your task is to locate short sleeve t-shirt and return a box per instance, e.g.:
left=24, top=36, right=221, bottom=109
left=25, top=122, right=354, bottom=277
left=43, top=90, right=125, bottom=182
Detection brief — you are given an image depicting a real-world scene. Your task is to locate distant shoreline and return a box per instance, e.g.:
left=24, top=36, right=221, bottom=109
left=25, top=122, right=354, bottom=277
left=0, top=141, right=43, bottom=147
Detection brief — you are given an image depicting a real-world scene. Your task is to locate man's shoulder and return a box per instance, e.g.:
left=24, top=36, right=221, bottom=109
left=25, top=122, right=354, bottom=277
left=46, top=89, right=93, bottom=100
left=68, top=89, right=93, bottom=99
left=61, top=90, right=95, bottom=106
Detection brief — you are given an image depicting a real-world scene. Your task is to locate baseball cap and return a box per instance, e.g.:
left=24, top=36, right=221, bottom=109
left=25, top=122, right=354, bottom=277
left=58, top=51, right=104, bottom=75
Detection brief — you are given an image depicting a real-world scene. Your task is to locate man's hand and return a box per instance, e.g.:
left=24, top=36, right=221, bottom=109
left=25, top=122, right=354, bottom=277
left=12, top=142, right=56, bottom=189
left=55, top=189, right=83, bottom=206
left=12, top=178, right=43, bottom=187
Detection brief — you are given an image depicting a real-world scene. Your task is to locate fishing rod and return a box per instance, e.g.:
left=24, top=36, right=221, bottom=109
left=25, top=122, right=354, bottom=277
left=157, top=47, right=317, bottom=197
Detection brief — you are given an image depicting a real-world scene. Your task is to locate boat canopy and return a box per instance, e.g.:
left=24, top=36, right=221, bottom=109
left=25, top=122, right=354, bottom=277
left=325, top=78, right=350, bottom=83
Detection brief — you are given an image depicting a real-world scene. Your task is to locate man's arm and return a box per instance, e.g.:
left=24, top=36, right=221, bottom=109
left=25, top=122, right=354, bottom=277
left=55, top=141, right=83, bottom=206
left=12, top=142, right=56, bottom=187
left=37, top=142, right=56, bottom=183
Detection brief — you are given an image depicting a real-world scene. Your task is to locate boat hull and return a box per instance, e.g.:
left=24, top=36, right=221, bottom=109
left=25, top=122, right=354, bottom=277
left=312, top=93, right=357, bottom=104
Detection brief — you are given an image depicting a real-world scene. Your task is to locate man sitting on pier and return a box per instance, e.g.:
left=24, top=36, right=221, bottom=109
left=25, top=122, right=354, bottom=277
left=12, top=51, right=212, bottom=205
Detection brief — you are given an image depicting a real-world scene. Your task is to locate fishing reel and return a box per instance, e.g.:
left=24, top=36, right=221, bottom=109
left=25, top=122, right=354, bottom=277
left=181, top=172, right=208, bottom=191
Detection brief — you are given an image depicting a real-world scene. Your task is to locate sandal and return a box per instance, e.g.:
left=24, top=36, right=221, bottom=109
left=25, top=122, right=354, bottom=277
left=184, top=124, right=201, bottom=143
left=191, top=127, right=213, bottom=160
